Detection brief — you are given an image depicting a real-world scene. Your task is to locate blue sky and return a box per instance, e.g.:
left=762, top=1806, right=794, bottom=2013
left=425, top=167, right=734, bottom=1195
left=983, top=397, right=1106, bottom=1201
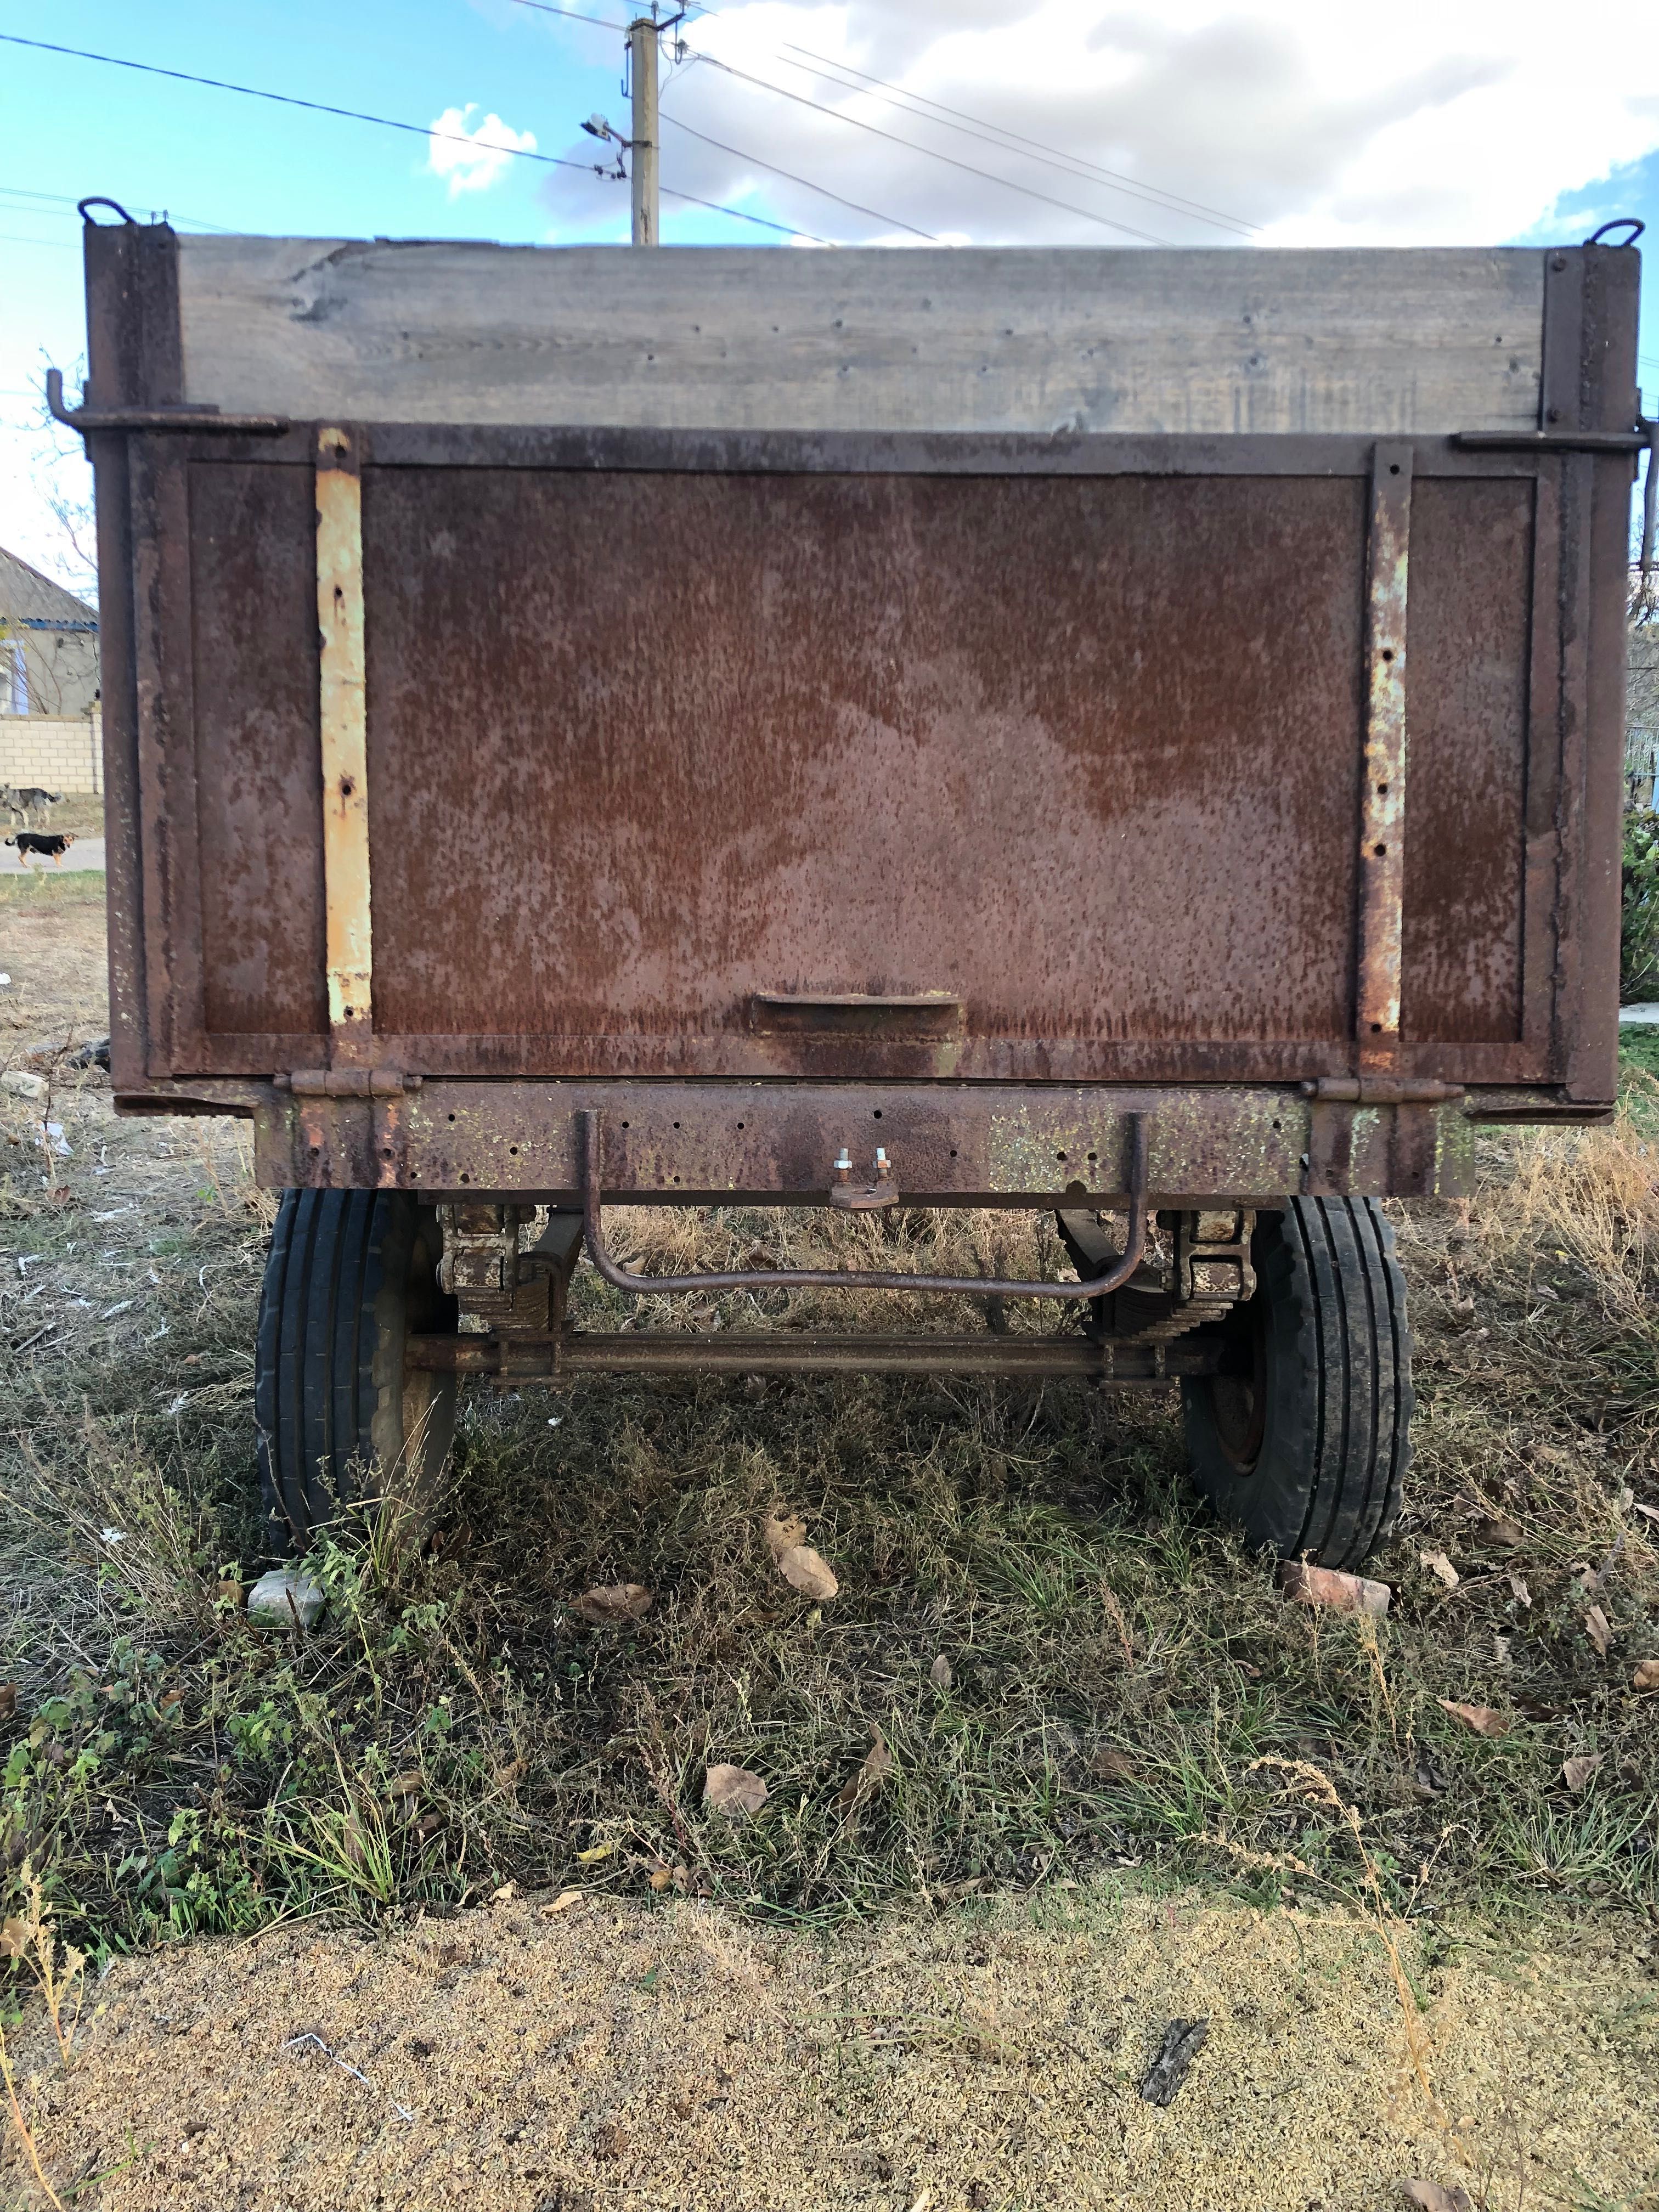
left=3, top=0, right=1657, bottom=590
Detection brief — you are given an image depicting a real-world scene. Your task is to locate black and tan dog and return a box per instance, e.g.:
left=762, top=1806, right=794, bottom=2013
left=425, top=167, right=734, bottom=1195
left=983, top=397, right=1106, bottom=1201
left=4, top=831, right=76, bottom=867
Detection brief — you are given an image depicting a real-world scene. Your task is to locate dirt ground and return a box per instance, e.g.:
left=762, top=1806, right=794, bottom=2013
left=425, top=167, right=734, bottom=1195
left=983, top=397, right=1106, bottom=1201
left=10, top=1887, right=1658, bottom=2212
left=4, top=876, right=1658, bottom=2212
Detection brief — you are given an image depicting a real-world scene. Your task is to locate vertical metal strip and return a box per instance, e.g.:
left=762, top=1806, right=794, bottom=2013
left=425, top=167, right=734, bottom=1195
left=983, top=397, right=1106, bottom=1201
left=1357, top=441, right=1413, bottom=1073
left=315, top=425, right=374, bottom=1065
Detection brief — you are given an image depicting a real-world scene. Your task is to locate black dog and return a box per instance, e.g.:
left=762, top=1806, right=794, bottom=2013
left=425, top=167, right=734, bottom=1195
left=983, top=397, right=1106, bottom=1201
left=4, top=832, right=76, bottom=867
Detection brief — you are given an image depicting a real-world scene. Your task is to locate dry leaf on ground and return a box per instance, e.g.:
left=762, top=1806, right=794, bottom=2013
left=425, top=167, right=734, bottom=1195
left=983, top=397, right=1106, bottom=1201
left=762, top=1511, right=806, bottom=1560
left=777, top=1545, right=839, bottom=1600
left=1562, top=1753, right=1604, bottom=1791
left=1090, top=1745, right=1137, bottom=1782
left=0, top=1915, right=26, bottom=1960
left=1584, top=1605, right=1613, bottom=1656
left=704, top=1763, right=769, bottom=1817
left=541, top=1889, right=582, bottom=1916
left=1476, top=1515, right=1524, bottom=1548
left=1278, top=1561, right=1391, bottom=1616
left=571, top=1583, right=652, bottom=1625
left=1437, top=1699, right=1510, bottom=1738
left=1401, top=2183, right=1474, bottom=2212
left=763, top=1510, right=839, bottom=1599
left=1509, top=1572, right=1532, bottom=1608
left=386, top=1769, right=422, bottom=1800
left=929, top=1654, right=953, bottom=1690
left=0, top=1683, right=15, bottom=1720
left=1420, top=1550, right=1460, bottom=1590
left=1634, top=1658, right=1659, bottom=1691
left=836, top=1727, right=894, bottom=1814
left=575, top=1841, right=614, bottom=1865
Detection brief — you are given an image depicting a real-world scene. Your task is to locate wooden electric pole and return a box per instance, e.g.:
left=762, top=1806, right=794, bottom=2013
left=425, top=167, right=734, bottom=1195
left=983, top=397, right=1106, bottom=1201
left=629, top=15, right=658, bottom=246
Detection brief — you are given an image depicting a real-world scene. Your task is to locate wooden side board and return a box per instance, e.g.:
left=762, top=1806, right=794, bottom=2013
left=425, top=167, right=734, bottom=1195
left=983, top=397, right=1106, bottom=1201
left=176, top=241, right=1545, bottom=435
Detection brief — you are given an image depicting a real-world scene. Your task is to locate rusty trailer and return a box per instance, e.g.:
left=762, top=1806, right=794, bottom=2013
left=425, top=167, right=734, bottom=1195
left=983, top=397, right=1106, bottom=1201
left=57, top=217, right=1645, bottom=1568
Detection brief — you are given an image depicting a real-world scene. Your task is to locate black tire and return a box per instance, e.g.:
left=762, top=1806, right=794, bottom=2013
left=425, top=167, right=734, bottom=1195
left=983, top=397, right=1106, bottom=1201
left=255, top=1190, right=457, bottom=1551
left=1181, top=1198, right=1411, bottom=1571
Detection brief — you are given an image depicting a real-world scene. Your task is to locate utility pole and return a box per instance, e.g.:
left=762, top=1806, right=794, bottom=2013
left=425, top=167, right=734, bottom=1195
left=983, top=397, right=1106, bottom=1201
left=628, top=15, right=658, bottom=247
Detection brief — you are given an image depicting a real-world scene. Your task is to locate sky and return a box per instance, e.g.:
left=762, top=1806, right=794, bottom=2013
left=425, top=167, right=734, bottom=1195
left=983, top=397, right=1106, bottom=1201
left=3, top=0, right=1658, bottom=597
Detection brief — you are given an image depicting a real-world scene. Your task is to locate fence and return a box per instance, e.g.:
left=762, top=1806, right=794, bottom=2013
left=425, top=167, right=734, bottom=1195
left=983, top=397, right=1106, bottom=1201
left=0, top=712, right=101, bottom=795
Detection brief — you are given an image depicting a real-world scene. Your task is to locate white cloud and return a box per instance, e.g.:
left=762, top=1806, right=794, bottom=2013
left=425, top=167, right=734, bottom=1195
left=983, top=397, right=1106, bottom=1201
left=526, top=0, right=1659, bottom=249
left=428, top=105, right=538, bottom=197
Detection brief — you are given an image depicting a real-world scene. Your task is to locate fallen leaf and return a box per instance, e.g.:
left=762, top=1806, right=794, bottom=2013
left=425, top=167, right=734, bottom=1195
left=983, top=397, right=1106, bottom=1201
left=650, top=1865, right=673, bottom=1892
left=575, top=1841, right=614, bottom=1865
left=1634, top=1658, right=1659, bottom=1691
left=929, top=1654, right=953, bottom=1691
left=571, top=1583, right=652, bottom=1626
left=836, top=1726, right=894, bottom=1814
left=1476, top=1515, right=1525, bottom=1548
left=704, top=1763, right=768, bottom=1817
left=1401, top=2183, right=1474, bottom=2212
left=1633, top=1501, right=1659, bottom=1524
left=776, top=1544, right=839, bottom=1600
left=496, top=1758, right=527, bottom=1793
left=159, top=1688, right=182, bottom=1711
left=214, top=1579, right=244, bottom=1606
left=1585, top=1605, right=1612, bottom=1656
left=1437, top=1699, right=1510, bottom=1738
left=1090, top=1745, right=1138, bottom=1782
left=386, top=1769, right=423, bottom=1800
left=491, top=1881, right=518, bottom=1904
left=1420, top=1549, right=1460, bottom=1590
left=0, top=1915, right=26, bottom=1961
left=1508, top=1572, right=1532, bottom=1609
left=541, top=1889, right=582, bottom=1916
left=761, top=1511, right=807, bottom=1562
left=0, top=1682, right=16, bottom=1720
left=1562, top=1752, right=1604, bottom=1791
left=1278, top=1561, right=1391, bottom=1616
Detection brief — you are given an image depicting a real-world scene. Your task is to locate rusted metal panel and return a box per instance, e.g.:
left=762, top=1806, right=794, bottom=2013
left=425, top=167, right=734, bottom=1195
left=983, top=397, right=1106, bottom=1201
left=315, top=427, right=374, bottom=1063
left=1356, top=442, right=1412, bottom=1071
left=362, top=468, right=1367, bottom=1070
left=244, top=1076, right=1478, bottom=1204
left=188, top=461, right=326, bottom=1037
left=1400, top=477, right=1533, bottom=1045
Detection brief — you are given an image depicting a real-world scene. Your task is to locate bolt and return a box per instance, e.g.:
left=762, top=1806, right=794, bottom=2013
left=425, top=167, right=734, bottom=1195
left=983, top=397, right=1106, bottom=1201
left=834, top=1149, right=852, bottom=1182
left=874, top=1148, right=890, bottom=1178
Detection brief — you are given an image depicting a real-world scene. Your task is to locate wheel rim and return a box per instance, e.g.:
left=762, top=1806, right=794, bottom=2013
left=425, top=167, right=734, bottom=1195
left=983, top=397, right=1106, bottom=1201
left=1209, top=1293, right=1268, bottom=1475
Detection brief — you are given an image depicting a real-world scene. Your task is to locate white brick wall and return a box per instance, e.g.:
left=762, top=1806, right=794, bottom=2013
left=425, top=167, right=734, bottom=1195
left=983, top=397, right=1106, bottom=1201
left=0, top=712, right=101, bottom=794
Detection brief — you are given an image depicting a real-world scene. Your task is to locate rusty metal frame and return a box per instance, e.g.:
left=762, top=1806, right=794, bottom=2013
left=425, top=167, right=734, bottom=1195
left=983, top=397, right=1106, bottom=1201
left=579, top=1107, right=1149, bottom=1297
left=1357, top=442, right=1413, bottom=1073
left=403, top=1330, right=1240, bottom=1381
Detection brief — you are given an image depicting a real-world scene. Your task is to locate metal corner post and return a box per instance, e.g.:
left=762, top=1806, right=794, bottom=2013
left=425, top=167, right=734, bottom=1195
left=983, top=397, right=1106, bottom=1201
left=315, top=424, right=374, bottom=1066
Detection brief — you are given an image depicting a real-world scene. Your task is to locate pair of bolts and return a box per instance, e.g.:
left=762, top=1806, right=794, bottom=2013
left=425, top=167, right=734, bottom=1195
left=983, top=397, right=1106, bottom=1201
left=835, top=1146, right=890, bottom=1183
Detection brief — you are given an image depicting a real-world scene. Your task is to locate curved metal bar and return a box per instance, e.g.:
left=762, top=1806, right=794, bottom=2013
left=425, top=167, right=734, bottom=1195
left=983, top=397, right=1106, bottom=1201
left=44, top=366, right=289, bottom=438
left=1583, top=218, right=1644, bottom=248
left=78, top=196, right=134, bottom=225
left=579, top=1106, right=1149, bottom=1300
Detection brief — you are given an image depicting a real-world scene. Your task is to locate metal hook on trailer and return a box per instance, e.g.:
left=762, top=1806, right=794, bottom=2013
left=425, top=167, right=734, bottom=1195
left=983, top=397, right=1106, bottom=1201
left=579, top=1106, right=1152, bottom=1301
left=1582, top=218, right=1645, bottom=247
left=77, top=196, right=134, bottom=225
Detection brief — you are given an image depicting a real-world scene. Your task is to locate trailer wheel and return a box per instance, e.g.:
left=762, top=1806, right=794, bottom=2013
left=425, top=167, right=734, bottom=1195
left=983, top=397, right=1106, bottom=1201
left=1181, top=1198, right=1410, bottom=1571
left=255, top=1190, right=457, bottom=1551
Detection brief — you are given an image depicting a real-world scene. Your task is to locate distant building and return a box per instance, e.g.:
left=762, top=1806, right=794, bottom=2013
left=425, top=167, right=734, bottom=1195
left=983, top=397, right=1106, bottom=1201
left=0, top=546, right=101, bottom=793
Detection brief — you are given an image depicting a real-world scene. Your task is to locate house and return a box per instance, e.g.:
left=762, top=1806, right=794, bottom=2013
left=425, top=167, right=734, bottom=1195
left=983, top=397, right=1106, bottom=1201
left=0, top=545, right=101, bottom=794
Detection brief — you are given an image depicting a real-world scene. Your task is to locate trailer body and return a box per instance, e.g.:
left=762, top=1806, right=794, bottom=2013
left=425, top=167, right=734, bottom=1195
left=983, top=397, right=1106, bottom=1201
left=74, top=229, right=1638, bottom=1212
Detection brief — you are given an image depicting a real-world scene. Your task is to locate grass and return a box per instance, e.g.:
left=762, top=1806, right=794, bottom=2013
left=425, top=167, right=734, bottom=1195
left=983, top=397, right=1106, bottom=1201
left=0, top=873, right=106, bottom=913
left=1, top=1061, right=1656, bottom=1968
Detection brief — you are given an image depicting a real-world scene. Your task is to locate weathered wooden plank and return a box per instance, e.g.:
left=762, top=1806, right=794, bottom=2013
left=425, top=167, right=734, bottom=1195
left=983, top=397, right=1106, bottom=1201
left=176, top=241, right=1543, bottom=435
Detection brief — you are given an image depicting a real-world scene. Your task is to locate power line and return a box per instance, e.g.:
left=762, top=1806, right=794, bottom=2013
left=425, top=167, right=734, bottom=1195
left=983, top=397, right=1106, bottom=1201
left=501, top=0, right=636, bottom=29
left=686, top=54, right=1177, bottom=244
left=658, top=110, right=938, bottom=238
left=658, top=182, right=827, bottom=242
left=777, top=42, right=1259, bottom=237
left=0, top=35, right=608, bottom=181
left=0, top=32, right=825, bottom=245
